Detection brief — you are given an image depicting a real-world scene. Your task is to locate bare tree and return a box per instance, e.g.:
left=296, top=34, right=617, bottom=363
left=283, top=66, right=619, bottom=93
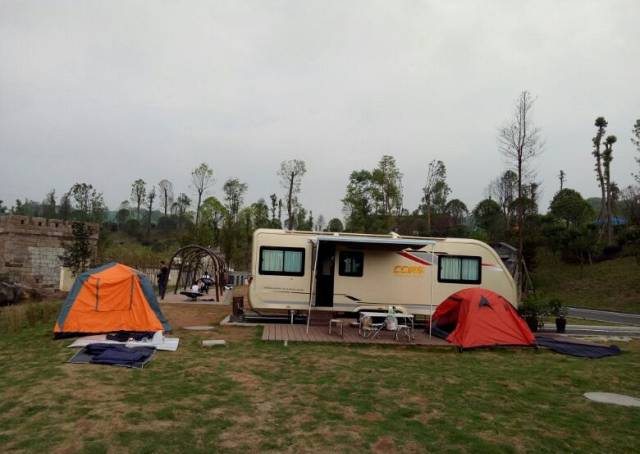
left=422, top=160, right=446, bottom=233
left=558, top=170, right=566, bottom=191
left=158, top=179, right=174, bottom=217
left=498, top=91, right=543, bottom=292
left=278, top=160, right=306, bottom=230
left=146, top=185, right=156, bottom=235
left=487, top=170, right=518, bottom=223
left=130, top=179, right=146, bottom=220
left=191, top=163, right=214, bottom=227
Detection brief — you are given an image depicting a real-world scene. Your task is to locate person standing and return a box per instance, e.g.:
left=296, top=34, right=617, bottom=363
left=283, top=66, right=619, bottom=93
left=157, top=260, right=169, bottom=300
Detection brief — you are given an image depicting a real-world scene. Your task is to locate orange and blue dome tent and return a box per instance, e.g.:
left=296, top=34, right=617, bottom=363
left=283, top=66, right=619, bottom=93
left=54, top=262, right=170, bottom=337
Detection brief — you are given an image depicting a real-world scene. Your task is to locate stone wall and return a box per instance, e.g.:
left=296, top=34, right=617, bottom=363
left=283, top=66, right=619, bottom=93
left=0, top=215, right=99, bottom=289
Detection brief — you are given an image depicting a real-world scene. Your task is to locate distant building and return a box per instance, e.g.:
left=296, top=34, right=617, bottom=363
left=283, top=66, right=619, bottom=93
left=0, top=215, right=99, bottom=289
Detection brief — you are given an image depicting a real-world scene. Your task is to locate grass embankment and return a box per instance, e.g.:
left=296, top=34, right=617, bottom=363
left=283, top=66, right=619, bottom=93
left=533, top=249, right=640, bottom=313
left=1, top=301, right=639, bottom=453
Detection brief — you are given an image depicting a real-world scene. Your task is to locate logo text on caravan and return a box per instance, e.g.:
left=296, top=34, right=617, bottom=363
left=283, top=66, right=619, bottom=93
left=393, top=265, right=425, bottom=275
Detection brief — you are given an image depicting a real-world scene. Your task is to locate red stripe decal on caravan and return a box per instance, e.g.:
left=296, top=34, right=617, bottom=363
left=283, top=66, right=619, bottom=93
left=397, top=251, right=432, bottom=266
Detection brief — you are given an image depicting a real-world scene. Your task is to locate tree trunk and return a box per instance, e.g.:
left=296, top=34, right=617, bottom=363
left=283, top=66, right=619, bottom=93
left=195, top=191, right=203, bottom=227
left=287, top=173, right=294, bottom=230
left=517, top=158, right=524, bottom=300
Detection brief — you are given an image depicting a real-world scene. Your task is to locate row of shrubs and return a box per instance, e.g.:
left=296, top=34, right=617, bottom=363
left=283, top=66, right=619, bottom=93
left=0, top=300, right=62, bottom=334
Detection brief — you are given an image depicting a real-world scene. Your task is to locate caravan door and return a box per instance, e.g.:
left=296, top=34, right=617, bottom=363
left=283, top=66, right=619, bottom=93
left=315, top=243, right=335, bottom=307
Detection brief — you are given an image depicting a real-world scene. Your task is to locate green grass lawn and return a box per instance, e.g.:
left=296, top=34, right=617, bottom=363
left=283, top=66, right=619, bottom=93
left=533, top=249, right=640, bottom=313
left=1, top=319, right=639, bottom=453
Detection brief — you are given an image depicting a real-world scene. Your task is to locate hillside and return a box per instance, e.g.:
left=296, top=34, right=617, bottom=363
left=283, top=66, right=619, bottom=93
left=533, top=249, right=640, bottom=313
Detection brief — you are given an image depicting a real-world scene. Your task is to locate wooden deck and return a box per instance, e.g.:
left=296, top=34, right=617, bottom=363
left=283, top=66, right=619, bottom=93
left=262, top=323, right=452, bottom=346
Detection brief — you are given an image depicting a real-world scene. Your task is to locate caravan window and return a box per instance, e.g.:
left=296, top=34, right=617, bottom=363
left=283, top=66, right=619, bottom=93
left=438, top=255, right=481, bottom=284
left=339, top=251, right=364, bottom=277
left=259, top=247, right=305, bottom=276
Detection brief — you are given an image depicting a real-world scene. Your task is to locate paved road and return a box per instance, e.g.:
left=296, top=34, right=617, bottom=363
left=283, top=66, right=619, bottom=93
left=568, top=307, right=640, bottom=326
left=539, top=325, right=640, bottom=337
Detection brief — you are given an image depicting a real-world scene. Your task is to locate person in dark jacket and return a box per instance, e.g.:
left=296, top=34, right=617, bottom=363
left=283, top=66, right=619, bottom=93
left=157, top=261, right=169, bottom=300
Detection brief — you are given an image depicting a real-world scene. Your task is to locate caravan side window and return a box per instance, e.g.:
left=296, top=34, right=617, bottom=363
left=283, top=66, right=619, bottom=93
left=339, top=251, right=364, bottom=277
left=438, top=255, right=481, bottom=284
left=259, top=247, right=305, bottom=276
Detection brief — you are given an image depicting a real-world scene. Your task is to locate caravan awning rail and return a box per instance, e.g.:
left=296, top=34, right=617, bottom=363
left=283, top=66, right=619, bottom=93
left=315, top=235, right=435, bottom=249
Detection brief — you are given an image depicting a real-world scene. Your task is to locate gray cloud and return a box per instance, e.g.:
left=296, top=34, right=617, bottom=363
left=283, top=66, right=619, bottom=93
left=1, top=0, right=639, bottom=220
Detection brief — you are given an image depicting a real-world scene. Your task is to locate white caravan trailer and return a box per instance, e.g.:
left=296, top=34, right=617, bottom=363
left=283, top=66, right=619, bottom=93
left=248, top=229, right=518, bottom=318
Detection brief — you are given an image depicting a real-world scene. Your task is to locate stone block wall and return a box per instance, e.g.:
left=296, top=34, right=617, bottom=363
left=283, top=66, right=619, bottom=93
left=0, top=215, right=99, bottom=289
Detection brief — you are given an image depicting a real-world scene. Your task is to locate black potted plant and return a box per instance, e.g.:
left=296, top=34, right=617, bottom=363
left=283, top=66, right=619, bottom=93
left=548, top=298, right=567, bottom=333
left=519, top=296, right=545, bottom=333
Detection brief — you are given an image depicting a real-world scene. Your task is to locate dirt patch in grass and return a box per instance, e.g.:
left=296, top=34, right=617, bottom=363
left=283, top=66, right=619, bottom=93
left=161, top=303, right=230, bottom=328
left=372, top=436, right=396, bottom=453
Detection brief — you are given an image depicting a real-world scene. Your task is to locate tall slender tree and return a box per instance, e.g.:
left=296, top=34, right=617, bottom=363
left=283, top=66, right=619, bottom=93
left=603, top=135, right=617, bottom=245
left=422, top=160, right=447, bottom=233
left=191, top=163, right=214, bottom=227
left=130, top=179, right=146, bottom=220
left=158, top=179, right=174, bottom=217
left=558, top=170, right=566, bottom=191
left=632, top=119, right=640, bottom=184
left=145, top=186, right=156, bottom=235
left=498, top=91, right=543, bottom=291
left=592, top=117, right=608, bottom=233
left=278, top=160, right=306, bottom=230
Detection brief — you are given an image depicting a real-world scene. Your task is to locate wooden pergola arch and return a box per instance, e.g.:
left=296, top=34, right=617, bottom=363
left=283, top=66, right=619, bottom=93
left=168, top=245, right=227, bottom=301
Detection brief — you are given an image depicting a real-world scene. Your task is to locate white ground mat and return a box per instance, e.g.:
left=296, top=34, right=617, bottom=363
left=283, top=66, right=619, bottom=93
left=68, top=331, right=180, bottom=351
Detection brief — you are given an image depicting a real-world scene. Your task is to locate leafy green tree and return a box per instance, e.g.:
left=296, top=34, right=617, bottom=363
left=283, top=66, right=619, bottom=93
left=343, top=170, right=376, bottom=232
left=63, top=222, right=95, bottom=274
left=223, top=178, right=248, bottom=222
left=116, top=207, right=130, bottom=227
left=69, top=183, right=105, bottom=222
left=58, top=193, right=72, bottom=220
left=200, top=196, right=227, bottom=244
left=371, top=155, right=403, bottom=217
left=191, top=163, right=214, bottom=227
left=549, top=189, right=594, bottom=227
left=619, top=185, right=640, bottom=226
left=327, top=218, right=344, bottom=232
left=251, top=199, right=271, bottom=229
left=432, top=180, right=451, bottom=215
left=445, top=199, right=468, bottom=225
left=278, top=160, right=306, bottom=230
left=0, top=200, right=7, bottom=214
left=42, top=190, right=56, bottom=219
left=130, top=179, right=146, bottom=220
left=472, top=199, right=505, bottom=240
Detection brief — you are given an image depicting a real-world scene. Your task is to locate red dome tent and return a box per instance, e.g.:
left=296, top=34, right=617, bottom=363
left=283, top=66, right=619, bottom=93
left=431, top=288, right=535, bottom=349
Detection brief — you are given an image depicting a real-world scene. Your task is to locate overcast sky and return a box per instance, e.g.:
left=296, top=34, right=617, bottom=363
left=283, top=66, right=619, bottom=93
left=1, top=0, right=639, bottom=221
